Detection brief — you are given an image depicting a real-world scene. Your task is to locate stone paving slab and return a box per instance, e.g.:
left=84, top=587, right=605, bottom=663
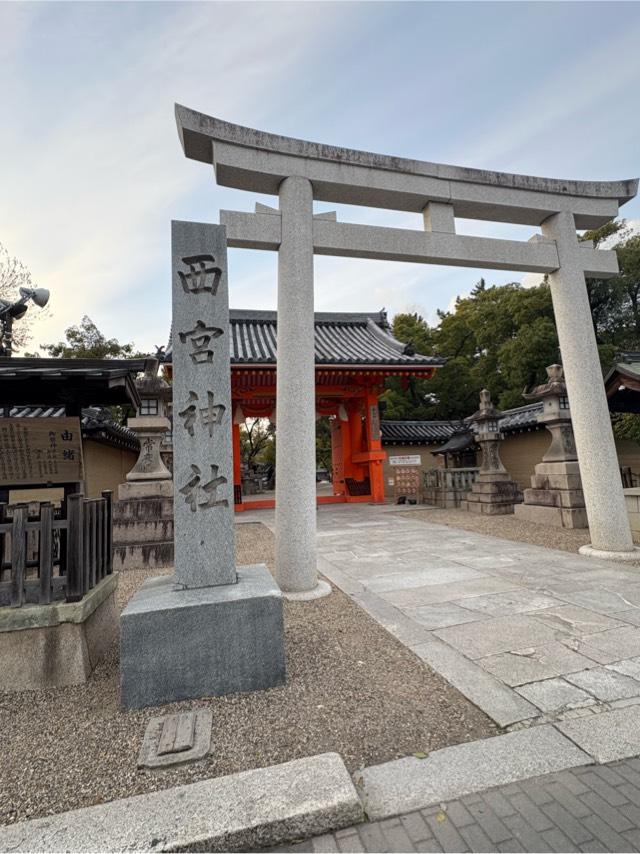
left=557, top=707, right=640, bottom=763
left=383, top=576, right=519, bottom=608
left=515, top=677, right=595, bottom=713
left=565, top=667, right=640, bottom=702
left=581, top=626, right=640, bottom=660
left=434, top=613, right=567, bottom=660
left=477, top=642, right=596, bottom=687
left=531, top=605, right=627, bottom=637
left=0, top=753, right=363, bottom=853
left=411, top=638, right=538, bottom=727
left=357, top=726, right=590, bottom=820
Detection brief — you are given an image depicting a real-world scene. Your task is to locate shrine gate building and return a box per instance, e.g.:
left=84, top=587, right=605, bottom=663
left=166, top=309, right=442, bottom=509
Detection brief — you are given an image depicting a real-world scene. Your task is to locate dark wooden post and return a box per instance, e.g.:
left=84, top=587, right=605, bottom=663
left=102, top=491, right=113, bottom=576
left=96, top=499, right=104, bottom=581
left=10, top=504, right=27, bottom=608
left=0, top=503, right=6, bottom=583
left=65, top=493, right=84, bottom=602
left=39, top=502, right=54, bottom=605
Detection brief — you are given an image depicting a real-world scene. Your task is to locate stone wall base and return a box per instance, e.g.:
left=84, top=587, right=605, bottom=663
left=120, top=564, right=285, bottom=709
left=516, top=460, right=587, bottom=529
left=624, top=487, right=640, bottom=543
left=461, top=477, right=522, bottom=515
left=0, top=574, right=118, bottom=692
left=462, top=500, right=518, bottom=515
left=514, top=503, right=588, bottom=528
left=113, top=493, right=174, bottom=571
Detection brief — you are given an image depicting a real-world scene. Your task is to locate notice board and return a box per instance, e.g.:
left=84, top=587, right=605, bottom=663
left=0, top=417, right=84, bottom=486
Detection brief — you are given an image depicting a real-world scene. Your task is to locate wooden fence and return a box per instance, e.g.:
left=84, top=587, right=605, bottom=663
left=0, top=492, right=113, bottom=608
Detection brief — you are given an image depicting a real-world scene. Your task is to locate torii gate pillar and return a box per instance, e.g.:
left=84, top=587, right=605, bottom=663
left=275, top=177, right=328, bottom=597
left=543, top=211, right=635, bottom=558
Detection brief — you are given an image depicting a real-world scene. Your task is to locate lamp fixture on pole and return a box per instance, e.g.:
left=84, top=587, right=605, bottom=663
left=0, top=286, right=50, bottom=357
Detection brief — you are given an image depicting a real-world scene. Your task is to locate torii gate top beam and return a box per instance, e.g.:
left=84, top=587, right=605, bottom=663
left=175, top=104, right=637, bottom=229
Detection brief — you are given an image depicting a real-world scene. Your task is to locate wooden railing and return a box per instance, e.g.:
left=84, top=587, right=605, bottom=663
left=0, top=492, right=113, bottom=608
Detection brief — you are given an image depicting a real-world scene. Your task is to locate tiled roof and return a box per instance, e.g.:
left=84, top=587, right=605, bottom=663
left=381, top=403, right=544, bottom=446
left=2, top=406, right=139, bottom=453
left=498, top=402, right=544, bottom=432
left=166, top=310, right=444, bottom=369
left=381, top=420, right=462, bottom=444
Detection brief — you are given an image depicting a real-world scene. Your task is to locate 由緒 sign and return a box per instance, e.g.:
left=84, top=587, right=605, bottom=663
left=389, top=454, right=421, bottom=467
left=0, top=417, right=84, bottom=486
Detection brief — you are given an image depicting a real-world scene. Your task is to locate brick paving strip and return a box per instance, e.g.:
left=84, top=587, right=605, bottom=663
left=272, top=758, right=640, bottom=853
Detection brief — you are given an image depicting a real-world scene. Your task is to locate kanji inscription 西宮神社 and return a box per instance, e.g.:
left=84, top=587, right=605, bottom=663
left=171, top=221, right=236, bottom=588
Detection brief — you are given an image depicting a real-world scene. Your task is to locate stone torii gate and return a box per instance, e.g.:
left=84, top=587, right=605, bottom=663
left=175, top=104, right=639, bottom=596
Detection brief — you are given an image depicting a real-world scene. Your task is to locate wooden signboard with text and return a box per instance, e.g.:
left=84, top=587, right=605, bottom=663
left=0, top=417, right=84, bottom=486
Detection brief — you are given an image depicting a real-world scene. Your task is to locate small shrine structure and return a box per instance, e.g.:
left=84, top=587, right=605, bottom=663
left=514, top=364, right=587, bottom=528
left=165, top=309, right=443, bottom=510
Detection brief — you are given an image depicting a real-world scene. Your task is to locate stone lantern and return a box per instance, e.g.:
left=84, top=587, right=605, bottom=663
left=514, top=364, right=587, bottom=528
left=462, top=389, right=522, bottom=514
left=113, top=358, right=174, bottom=571
left=120, top=358, right=172, bottom=496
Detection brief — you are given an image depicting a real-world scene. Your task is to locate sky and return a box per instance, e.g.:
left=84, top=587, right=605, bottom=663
left=1, top=0, right=640, bottom=355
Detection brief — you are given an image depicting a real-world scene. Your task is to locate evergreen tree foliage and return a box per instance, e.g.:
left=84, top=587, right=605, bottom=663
left=382, top=220, right=640, bottom=431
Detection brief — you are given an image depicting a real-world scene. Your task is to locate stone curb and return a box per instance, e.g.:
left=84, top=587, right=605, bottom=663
left=355, top=725, right=592, bottom=820
left=0, top=753, right=364, bottom=853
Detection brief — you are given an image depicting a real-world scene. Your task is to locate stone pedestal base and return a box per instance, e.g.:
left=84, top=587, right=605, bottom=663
left=113, top=484, right=174, bottom=571
left=514, top=503, right=588, bottom=528
left=0, top=574, right=118, bottom=692
left=579, top=544, right=640, bottom=562
left=515, top=460, right=587, bottom=529
left=283, top=579, right=332, bottom=601
left=120, top=564, right=285, bottom=709
left=462, top=478, right=522, bottom=515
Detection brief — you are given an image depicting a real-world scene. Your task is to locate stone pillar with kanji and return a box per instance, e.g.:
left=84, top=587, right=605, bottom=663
left=119, top=221, right=285, bottom=709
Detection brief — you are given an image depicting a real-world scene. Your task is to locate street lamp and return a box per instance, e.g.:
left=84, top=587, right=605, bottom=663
left=0, top=286, right=50, bottom=357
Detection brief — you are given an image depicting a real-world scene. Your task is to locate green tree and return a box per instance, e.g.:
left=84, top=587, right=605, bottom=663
left=240, top=418, right=275, bottom=468
left=383, top=280, right=560, bottom=419
left=41, top=315, right=143, bottom=359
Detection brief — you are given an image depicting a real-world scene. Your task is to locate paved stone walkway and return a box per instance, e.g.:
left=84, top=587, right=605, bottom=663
left=273, top=758, right=640, bottom=852
left=305, top=504, right=640, bottom=740
left=247, top=503, right=640, bottom=849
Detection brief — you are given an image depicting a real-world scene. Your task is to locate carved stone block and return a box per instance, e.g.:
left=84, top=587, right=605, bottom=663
left=172, top=221, right=235, bottom=588
left=138, top=709, right=212, bottom=771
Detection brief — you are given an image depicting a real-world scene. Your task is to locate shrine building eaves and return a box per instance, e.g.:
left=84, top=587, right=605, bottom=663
left=166, top=309, right=444, bottom=370
left=175, top=104, right=638, bottom=229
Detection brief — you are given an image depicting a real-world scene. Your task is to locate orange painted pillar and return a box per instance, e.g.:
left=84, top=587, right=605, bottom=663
left=365, top=390, right=386, bottom=503
left=232, top=421, right=243, bottom=509
left=348, top=400, right=364, bottom=472
left=331, top=417, right=346, bottom=496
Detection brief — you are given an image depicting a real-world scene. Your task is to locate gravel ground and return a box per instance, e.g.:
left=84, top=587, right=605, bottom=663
left=0, top=522, right=496, bottom=826
left=401, top=506, right=593, bottom=552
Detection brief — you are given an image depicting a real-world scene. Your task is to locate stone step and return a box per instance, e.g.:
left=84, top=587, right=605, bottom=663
left=0, top=753, right=364, bottom=852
